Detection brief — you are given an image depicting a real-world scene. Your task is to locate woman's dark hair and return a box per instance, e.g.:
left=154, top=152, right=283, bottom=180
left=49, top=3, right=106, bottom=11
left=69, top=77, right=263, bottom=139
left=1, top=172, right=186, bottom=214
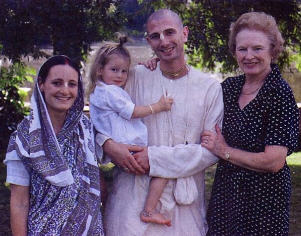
left=38, top=55, right=80, bottom=84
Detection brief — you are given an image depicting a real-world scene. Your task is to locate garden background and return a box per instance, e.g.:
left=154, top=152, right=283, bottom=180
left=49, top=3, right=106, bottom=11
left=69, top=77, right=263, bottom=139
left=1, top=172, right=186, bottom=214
left=0, top=0, right=301, bottom=235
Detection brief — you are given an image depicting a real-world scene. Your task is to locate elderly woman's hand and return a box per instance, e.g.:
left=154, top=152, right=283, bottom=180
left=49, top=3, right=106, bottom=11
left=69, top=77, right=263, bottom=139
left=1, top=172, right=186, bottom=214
left=138, top=57, right=159, bottom=71
left=201, top=124, right=228, bottom=158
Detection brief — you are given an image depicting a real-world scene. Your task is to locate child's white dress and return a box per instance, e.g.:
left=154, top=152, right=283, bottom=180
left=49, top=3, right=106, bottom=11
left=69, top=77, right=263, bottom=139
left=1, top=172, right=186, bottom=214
left=90, top=82, right=199, bottom=218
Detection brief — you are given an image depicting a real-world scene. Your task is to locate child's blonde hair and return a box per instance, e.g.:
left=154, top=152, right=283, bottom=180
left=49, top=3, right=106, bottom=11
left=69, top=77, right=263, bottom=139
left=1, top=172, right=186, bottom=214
left=87, top=34, right=131, bottom=97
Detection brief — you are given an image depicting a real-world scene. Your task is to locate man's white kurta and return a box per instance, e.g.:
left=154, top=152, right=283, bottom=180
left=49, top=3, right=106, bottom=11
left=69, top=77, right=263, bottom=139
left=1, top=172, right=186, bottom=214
left=104, top=64, right=224, bottom=236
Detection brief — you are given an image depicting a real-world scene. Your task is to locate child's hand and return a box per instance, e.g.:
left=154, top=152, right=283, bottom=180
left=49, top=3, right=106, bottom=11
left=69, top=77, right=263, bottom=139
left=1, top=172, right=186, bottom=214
left=138, top=57, right=160, bottom=71
left=158, top=95, right=173, bottom=111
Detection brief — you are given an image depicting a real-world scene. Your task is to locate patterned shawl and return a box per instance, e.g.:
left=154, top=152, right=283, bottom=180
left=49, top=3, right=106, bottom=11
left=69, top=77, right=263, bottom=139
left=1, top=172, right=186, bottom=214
left=6, top=57, right=104, bottom=235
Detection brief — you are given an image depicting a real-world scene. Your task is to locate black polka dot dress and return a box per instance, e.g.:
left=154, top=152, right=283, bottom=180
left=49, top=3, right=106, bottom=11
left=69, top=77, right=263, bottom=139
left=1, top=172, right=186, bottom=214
left=207, top=64, right=299, bottom=236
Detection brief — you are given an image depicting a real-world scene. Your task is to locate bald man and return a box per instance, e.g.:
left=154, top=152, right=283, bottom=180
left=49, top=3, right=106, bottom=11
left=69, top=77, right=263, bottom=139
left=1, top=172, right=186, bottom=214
left=100, top=9, right=224, bottom=236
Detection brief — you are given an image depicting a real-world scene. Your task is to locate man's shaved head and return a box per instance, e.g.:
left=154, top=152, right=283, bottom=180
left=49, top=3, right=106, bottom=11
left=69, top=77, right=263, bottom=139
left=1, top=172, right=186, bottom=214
left=146, top=9, right=183, bottom=33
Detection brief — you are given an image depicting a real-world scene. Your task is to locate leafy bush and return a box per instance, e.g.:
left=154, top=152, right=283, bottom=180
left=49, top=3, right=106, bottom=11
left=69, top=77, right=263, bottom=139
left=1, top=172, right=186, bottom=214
left=0, top=61, right=35, bottom=154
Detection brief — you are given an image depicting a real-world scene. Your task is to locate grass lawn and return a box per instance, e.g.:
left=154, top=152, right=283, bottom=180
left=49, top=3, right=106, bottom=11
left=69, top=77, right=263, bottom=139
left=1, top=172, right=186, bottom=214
left=287, top=152, right=301, bottom=235
left=0, top=152, right=301, bottom=235
left=0, top=162, right=11, bottom=235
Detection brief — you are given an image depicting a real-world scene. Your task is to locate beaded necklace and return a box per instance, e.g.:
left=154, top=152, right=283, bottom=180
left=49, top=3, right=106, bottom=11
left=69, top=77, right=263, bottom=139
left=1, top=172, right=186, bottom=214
left=160, top=65, right=191, bottom=146
left=160, top=63, right=187, bottom=79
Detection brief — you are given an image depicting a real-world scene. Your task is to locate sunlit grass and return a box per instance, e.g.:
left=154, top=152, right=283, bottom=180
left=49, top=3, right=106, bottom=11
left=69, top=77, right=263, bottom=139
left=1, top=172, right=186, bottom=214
left=99, top=162, right=115, bottom=172
left=287, top=152, right=301, bottom=166
left=287, top=152, right=301, bottom=235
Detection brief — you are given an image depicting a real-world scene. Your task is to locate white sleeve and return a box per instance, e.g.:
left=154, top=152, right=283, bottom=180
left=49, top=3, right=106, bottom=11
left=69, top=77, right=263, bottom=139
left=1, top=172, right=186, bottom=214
left=125, top=68, right=136, bottom=100
left=5, top=160, right=30, bottom=186
left=148, top=82, right=224, bottom=178
left=89, top=85, right=106, bottom=109
left=105, top=86, right=135, bottom=120
left=4, top=130, right=30, bottom=186
left=95, top=132, right=112, bottom=164
left=149, top=144, right=217, bottom=178
left=90, top=85, right=134, bottom=120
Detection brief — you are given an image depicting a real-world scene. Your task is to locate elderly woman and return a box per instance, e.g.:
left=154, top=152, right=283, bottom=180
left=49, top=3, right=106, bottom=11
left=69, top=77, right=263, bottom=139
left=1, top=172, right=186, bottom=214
left=4, top=55, right=104, bottom=235
left=202, top=12, right=299, bottom=235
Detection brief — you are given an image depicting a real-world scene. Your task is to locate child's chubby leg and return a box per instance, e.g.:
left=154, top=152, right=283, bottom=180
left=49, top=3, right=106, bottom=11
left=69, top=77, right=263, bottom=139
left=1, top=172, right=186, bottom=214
left=140, top=177, right=171, bottom=226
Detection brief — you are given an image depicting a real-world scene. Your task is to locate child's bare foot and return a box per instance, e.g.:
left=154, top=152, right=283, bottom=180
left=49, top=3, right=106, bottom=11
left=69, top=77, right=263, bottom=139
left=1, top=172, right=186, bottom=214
left=140, top=210, right=171, bottom=226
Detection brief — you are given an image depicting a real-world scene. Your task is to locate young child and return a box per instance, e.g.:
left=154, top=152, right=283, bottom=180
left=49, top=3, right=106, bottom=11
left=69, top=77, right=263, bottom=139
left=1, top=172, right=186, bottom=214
left=88, top=36, right=173, bottom=226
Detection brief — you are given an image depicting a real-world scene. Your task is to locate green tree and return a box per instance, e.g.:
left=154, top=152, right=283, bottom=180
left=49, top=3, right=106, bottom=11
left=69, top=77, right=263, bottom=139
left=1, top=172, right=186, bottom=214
left=0, top=0, right=126, bottom=64
left=0, top=61, right=35, bottom=151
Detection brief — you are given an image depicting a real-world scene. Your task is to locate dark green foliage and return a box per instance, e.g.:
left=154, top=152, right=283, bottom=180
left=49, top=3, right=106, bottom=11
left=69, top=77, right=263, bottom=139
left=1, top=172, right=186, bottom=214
left=0, top=86, right=27, bottom=150
left=0, top=62, right=34, bottom=152
left=0, top=0, right=39, bottom=62
left=0, top=0, right=126, bottom=65
left=121, top=0, right=151, bottom=34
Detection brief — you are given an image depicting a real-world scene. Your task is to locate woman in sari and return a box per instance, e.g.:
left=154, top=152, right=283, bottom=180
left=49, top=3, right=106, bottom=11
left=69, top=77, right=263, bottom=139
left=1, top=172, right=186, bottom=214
left=4, top=55, right=104, bottom=235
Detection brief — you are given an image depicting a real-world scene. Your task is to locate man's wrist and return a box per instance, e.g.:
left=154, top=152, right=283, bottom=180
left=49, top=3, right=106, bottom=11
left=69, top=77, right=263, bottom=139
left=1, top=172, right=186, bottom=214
left=103, top=138, right=116, bottom=154
left=96, top=133, right=111, bottom=147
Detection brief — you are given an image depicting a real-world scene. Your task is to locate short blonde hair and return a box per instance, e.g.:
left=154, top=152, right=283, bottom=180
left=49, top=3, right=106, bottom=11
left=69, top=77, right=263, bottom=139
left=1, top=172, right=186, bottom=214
left=228, top=12, right=284, bottom=61
left=87, top=35, right=131, bottom=97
